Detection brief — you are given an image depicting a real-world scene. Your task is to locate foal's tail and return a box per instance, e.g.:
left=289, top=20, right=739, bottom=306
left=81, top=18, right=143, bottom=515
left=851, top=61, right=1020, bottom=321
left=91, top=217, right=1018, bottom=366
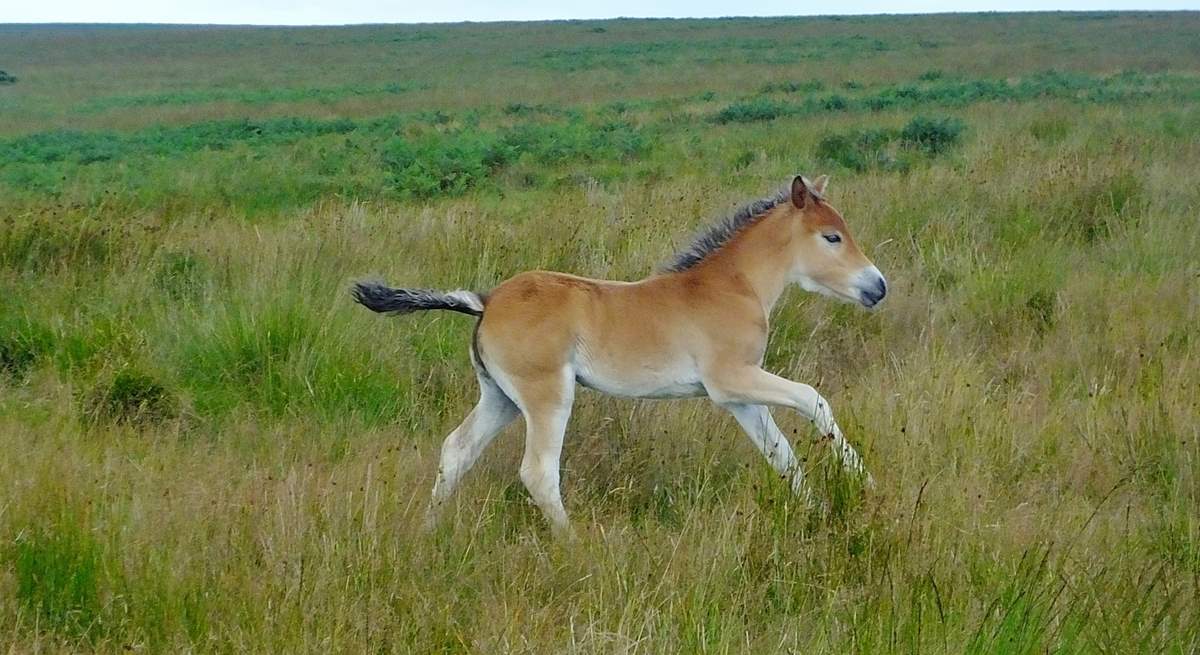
left=352, top=281, right=484, bottom=317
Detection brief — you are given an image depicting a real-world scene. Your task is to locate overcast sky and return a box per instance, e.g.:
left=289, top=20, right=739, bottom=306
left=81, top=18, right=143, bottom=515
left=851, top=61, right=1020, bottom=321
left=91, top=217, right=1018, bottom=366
left=6, top=0, right=1198, bottom=25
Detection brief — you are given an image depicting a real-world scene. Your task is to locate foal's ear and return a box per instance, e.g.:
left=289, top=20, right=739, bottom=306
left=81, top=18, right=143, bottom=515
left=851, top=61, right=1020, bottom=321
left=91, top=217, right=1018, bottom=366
left=790, top=175, right=814, bottom=209
left=812, top=174, right=829, bottom=196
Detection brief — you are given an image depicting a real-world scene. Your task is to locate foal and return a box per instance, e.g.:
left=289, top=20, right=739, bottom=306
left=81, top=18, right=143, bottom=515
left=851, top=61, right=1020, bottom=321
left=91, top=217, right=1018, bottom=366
left=354, top=175, right=887, bottom=534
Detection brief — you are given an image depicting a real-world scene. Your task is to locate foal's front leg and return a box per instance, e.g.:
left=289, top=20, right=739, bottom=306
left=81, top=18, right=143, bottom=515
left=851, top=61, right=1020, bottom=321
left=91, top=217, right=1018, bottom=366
left=724, top=403, right=810, bottom=500
left=705, top=367, right=872, bottom=485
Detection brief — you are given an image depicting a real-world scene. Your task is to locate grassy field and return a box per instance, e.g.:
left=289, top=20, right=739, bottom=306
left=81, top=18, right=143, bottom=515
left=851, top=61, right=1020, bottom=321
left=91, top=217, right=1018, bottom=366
left=1, top=12, right=1199, bottom=653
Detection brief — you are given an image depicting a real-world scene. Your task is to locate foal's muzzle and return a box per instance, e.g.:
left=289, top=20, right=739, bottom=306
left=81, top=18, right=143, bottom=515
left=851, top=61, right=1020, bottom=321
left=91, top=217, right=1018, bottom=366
left=857, top=266, right=888, bottom=308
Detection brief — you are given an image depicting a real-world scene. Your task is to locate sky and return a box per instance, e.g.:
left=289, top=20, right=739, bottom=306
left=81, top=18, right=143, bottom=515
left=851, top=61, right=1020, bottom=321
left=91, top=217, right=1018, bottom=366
left=5, top=0, right=1198, bottom=25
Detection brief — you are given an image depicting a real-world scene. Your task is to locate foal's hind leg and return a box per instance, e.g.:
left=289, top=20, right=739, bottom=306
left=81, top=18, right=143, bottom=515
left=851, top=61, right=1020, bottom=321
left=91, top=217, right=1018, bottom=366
left=425, top=374, right=520, bottom=529
left=506, top=368, right=576, bottom=536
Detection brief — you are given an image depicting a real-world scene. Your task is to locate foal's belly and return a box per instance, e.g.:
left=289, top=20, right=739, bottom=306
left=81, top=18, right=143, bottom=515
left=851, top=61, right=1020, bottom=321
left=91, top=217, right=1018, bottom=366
left=571, top=351, right=707, bottom=399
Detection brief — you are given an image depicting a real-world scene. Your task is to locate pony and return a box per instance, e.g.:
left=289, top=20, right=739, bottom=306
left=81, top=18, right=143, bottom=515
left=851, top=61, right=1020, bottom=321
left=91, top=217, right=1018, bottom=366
left=354, top=175, right=887, bottom=535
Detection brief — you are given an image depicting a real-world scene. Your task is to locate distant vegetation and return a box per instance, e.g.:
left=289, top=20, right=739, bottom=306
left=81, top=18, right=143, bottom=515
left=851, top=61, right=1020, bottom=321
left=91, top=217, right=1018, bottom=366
left=1, top=13, right=1198, bottom=654
left=75, top=82, right=423, bottom=113
left=713, top=69, right=1198, bottom=123
left=815, top=115, right=966, bottom=172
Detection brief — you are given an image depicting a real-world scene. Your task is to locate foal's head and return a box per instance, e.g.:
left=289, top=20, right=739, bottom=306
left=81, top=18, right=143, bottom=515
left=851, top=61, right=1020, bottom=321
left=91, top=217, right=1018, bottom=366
left=781, top=175, right=887, bottom=308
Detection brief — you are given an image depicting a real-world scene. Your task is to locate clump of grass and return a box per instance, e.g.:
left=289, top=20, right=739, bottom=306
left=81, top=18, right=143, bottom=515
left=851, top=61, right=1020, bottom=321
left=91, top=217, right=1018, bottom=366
left=0, top=313, right=55, bottom=381
left=1064, top=172, right=1142, bottom=243
left=176, top=296, right=406, bottom=423
left=10, top=521, right=105, bottom=640
left=154, top=250, right=209, bottom=301
left=1025, top=290, right=1056, bottom=335
left=1029, top=116, right=1071, bottom=143
left=0, top=215, right=113, bottom=273
left=0, top=69, right=16, bottom=84
left=82, top=367, right=178, bottom=425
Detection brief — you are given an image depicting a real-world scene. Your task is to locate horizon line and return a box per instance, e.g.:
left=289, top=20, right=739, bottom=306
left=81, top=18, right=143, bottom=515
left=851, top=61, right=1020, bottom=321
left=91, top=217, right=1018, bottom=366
left=3, top=8, right=1198, bottom=29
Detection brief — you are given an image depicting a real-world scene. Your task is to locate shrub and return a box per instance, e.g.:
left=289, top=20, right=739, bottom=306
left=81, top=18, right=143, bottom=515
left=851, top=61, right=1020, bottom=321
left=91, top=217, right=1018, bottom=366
left=380, top=119, right=650, bottom=198
left=816, top=115, right=964, bottom=171
left=83, top=367, right=178, bottom=425
left=815, top=128, right=906, bottom=172
left=820, top=94, right=850, bottom=111
left=500, top=119, right=646, bottom=164
left=759, top=80, right=824, bottom=94
left=712, top=98, right=792, bottom=124
left=381, top=132, right=507, bottom=198
left=0, top=117, right=357, bottom=167
left=899, top=115, right=965, bottom=154
left=0, top=70, right=15, bottom=84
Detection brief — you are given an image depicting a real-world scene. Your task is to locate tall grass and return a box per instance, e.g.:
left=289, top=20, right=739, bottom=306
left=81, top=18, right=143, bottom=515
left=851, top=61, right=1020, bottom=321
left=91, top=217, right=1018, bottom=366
left=1, top=13, right=1198, bottom=653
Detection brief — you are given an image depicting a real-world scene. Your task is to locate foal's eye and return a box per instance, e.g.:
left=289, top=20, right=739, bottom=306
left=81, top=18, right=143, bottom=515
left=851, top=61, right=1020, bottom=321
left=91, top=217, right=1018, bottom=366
left=823, top=233, right=842, bottom=244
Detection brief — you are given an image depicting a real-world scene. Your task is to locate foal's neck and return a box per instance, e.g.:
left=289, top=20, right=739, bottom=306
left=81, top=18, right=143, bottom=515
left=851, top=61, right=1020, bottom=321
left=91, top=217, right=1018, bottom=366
left=695, top=211, right=794, bottom=316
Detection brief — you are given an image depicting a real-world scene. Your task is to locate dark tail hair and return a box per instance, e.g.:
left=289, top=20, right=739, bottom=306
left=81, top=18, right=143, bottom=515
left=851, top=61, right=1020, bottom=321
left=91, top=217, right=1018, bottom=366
left=352, top=281, right=484, bottom=317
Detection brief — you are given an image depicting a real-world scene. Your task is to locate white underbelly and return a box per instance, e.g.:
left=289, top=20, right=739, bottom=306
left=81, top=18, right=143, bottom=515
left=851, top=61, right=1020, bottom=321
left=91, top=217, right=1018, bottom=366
left=571, top=353, right=707, bottom=400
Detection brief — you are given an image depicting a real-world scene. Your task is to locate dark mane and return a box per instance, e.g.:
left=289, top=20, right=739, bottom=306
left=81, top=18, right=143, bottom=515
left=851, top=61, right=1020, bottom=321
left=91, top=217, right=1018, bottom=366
left=662, top=186, right=792, bottom=273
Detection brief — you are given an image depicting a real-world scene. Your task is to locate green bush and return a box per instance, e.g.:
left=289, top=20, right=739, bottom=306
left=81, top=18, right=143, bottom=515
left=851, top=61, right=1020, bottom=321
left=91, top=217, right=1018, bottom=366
left=0, top=117, right=357, bottom=167
left=816, top=115, right=965, bottom=171
left=816, top=129, right=905, bottom=172
left=381, top=119, right=651, bottom=198
left=77, top=82, right=418, bottom=112
left=759, top=80, right=824, bottom=94
left=820, top=94, right=850, bottom=111
left=0, top=70, right=15, bottom=84
left=382, top=132, right=506, bottom=198
left=712, top=98, right=792, bottom=124
left=899, top=115, right=965, bottom=154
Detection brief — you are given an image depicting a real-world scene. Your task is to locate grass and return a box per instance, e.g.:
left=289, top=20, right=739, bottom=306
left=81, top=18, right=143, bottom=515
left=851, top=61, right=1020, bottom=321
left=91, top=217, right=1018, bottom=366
left=1, top=12, right=1199, bottom=653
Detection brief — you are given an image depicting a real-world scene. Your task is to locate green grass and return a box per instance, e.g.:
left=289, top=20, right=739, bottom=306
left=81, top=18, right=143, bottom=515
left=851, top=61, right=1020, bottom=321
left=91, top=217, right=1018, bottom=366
left=1, top=12, right=1199, bottom=653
